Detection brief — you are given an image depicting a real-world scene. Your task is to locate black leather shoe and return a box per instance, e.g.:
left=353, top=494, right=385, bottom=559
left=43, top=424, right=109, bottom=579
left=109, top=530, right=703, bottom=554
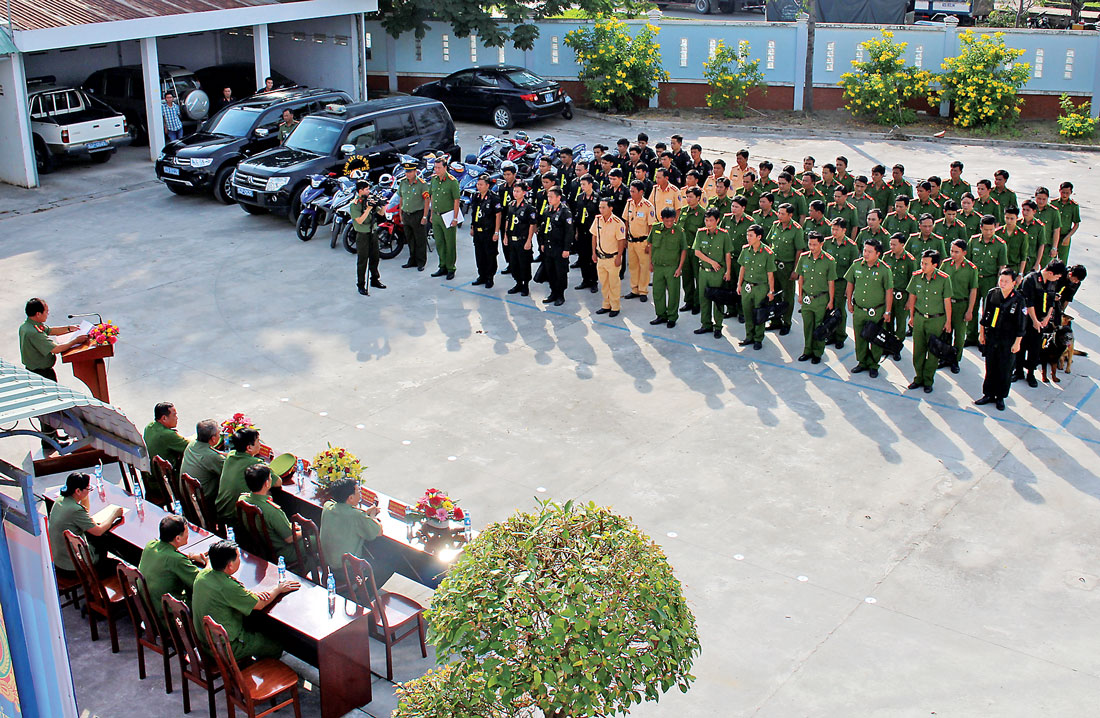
left=724, top=311, right=736, bottom=319
left=649, top=318, right=665, bottom=325
left=370, top=280, right=386, bottom=289
left=811, top=355, right=821, bottom=364
left=542, top=297, right=554, bottom=304
left=753, top=341, right=762, bottom=350
left=624, top=292, right=640, bottom=299
left=446, top=271, right=455, bottom=280
left=923, top=384, right=933, bottom=393
left=608, top=310, right=619, bottom=317
left=571, top=261, right=581, bottom=268
left=520, top=287, right=529, bottom=296
left=666, top=321, right=676, bottom=329
left=640, top=295, right=648, bottom=303
left=737, top=315, right=745, bottom=324
left=996, top=399, right=1006, bottom=411
left=950, top=363, right=960, bottom=374
left=472, top=278, right=485, bottom=286
left=508, top=285, right=522, bottom=294
left=893, top=353, right=902, bottom=361
left=713, top=328, right=722, bottom=338
left=401, top=262, right=415, bottom=268
left=590, top=286, right=599, bottom=293
left=779, top=326, right=791, bottom=336
left=680, top=303, right=692, bottom=311
left=595, top=307, right=611, bottom=314
left=907, top=381, right=923, bottom=390
left=418, top=266, right=425, bottom=271
left=694, top=327, right=711, bottom=335
left=739, top=338, right=753, bottom=346
left=485, top=280, right=493, bottom=289
left=868, top=368, right=879, bottom=378
left=851, top=365, right=866, bottom=374
left=835, top=339, right=845, bottom=349
left=691, top=307, right=701, bottom=315
left=502, top=267, right=512, bottom=275
left=357, top=287, right=369, bottom=296
left=1027, top=373, right=1038, bottom=387
left=431, top=268, right=447, bottom=277
left=974, top=396, right=994, bottom=405
left=553, top=298, right=565, bottom=306
left=798, top=354, right=812, bottom=362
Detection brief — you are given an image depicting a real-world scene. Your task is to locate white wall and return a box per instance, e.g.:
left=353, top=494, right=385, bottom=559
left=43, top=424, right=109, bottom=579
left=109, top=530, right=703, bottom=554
left=0, top=54, right=37, bottom=188
left=268, top=16, right=357, bottom=94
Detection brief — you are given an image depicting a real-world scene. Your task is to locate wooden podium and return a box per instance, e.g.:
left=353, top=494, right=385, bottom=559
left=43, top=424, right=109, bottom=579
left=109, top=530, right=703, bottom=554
left=61, top=341, right=113, bottom=403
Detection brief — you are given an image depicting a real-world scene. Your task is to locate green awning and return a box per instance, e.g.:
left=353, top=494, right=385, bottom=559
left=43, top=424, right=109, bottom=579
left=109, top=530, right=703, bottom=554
left=0, top=358, right=148, bottom=470
left=0, top=31, right=16, bottom=55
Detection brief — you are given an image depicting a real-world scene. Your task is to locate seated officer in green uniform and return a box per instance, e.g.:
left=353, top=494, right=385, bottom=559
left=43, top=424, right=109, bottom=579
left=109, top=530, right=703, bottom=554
left=844, top=237, right=894, bottom=378
left=192, top=540, right=298, bottom=660
left=180, top=419, right=226, bottom=501
left=215, top=428, right=264, bottom=522
left=47, top=472, right=122, bottom=577
left=138, top=515, right=206, bottom=619
left=648, top=208, right=689, bottom=328
left=737, top=224, right=777, bottom=351
left=692, top=208, right=733, bottom=339
left=794, top=231, right=837, bottom=364
left=320, top=478, right=392, bottom=584
left=238, top=465, right=301, bottom=563
left=143, top=402, right=189, bottom=474
left=940, top=238, right=979, bottom=372
left=906, top=249, right=953, bottom=393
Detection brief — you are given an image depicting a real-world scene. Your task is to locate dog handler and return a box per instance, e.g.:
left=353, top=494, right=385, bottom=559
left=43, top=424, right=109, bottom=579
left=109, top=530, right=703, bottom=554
left=974, top=269, right=1026, bottom=411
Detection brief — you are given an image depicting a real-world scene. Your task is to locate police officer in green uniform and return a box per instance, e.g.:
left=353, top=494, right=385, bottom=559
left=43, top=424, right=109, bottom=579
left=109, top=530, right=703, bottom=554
left=648, top=208, right=689, bottom=328
left=764, top=204, right=806, bottom=335
left=795, top=231, right=837, bottom=363
left=826, top=186, right=858, bottom=239
left=887, top=164, right=913, bottom=204
left=849, top=175, right=875, bottom=229
left=801, top=200, right=831, bottom=241
left=1033, top=187, right=1062, bottom=268
left=868, top=165, right=894, bottom=214
left=940, top=238, right=979, bottom=372
left=844, top=237, right=894, bottom=378
left=737, top=224, right=777, bottom=350
left=775, top=172, right=807, bottom=222
left=905, top=249, right=953, bottom=392
left=912, top=181, right=943, bottom=221
left=397, top=160, right=430, bottom=270
left=882, top=232, right=917, bottom=357
left=350, top=180, right=385, bottom=296
left=277, top=109, right=299, bottom=142
left=997, top=208, right=1028, bottom=275
left=144, top=402, right=189, bottom=476
left=1019, top=199, right=1047, bottom=273
left=967, top=215, right=1008, bottom=345
left=47, top=472, right=122, bottom=576
left=677, top=187, right=707, bottom=315
left=824, top=218, right=858, bottom=349
left=427, top=160, right=461, bottom=279
left=320, top=478, right=385, bottom=577
left=934, top=200, right=969, bottom=246
left=138, top=515, right=206, bottom=618
left=1051, top=181, right=1080, bottom=263
left=215, top=428, right=264, bottom=523
left=721, top=196, right=753, bottom=320
left=752, top=193, right=779, bottom=229
left=738, top=172, right=762, bottom=214
left=693, top=208, right=733, bottom=339
left=906, top=215, right=947, bottom=260
left=973, top=179, right=1002, bottom=225
left=884, top=196, right=919, bottom=238
left=855, top=209, right=890, bottom=249
left=708, top=177, right=734, bottom=217
left=941, top=161, right=971, bottom=204
left=238, top=465, right=301, bottom=563
left=19, top=298, right=87, bottom=449
left=192, top=540, right=298, bottom=659
left=181, top=419, right=226, bottom=501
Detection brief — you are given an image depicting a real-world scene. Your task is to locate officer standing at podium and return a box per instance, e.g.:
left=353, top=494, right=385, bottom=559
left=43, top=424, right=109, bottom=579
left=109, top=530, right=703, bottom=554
left=19, top=297, right=88, bottom=448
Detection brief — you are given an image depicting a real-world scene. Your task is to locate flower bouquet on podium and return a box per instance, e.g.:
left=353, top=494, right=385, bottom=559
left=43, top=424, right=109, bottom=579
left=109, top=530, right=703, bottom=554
left=409, top=488, right=464, bottom=529
left=311, top=444, right=365, bottom=490
left=87, top=321, right=119, bottom=346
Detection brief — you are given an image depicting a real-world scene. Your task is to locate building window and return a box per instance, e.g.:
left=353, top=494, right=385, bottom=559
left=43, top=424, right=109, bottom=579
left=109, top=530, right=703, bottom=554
left=551, top=36, right=559, bottom=64
left=679, top=37, right=688, bottom=67
left=442, top=34, right=450, bottom=62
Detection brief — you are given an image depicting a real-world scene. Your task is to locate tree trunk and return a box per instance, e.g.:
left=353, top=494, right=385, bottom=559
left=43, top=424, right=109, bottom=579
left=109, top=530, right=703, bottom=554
left=804, top=0, right=815, bottom=113
left=1015, top=0, right=1024, bottom=27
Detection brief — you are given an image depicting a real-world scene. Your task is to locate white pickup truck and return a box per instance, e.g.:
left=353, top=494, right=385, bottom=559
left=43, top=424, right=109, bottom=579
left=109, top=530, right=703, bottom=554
left=29, top=80, right=129, bottom=174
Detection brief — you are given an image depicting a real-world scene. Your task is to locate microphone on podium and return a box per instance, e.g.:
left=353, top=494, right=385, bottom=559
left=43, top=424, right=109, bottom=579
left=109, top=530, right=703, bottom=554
left=68, top=312, right=103, bottom=324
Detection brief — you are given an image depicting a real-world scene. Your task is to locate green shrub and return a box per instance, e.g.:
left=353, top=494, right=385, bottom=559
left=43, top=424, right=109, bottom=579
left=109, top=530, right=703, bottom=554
left=934, top=30, right=1030, bottom=129
left=564, top=19, right=670, bottom=113
left=839, top=30, right=934, bottom=125
left=1057, top=93, right=1099, bottom=140
left=702, top=40, right=767, bottom=118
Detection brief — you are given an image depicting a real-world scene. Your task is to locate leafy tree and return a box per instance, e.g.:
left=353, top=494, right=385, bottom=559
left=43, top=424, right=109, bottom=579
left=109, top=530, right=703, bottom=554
left=374, top=0, right=650, bottom=51
left=412, top=499, right=701, bottom=718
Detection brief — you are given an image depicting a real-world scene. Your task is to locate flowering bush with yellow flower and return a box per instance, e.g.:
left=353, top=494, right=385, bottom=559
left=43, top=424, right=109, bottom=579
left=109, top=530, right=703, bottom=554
left=564, top=19, right=669, bottom=113
left=933, top=30, right=1029, bottom=130
left=312, top=443, right=365, bottom=490
left=1057, top=93, right=1099, bottom=140
left=839, top=30, right=934, bottom=126
left=702, top=40, right=766, bottom=118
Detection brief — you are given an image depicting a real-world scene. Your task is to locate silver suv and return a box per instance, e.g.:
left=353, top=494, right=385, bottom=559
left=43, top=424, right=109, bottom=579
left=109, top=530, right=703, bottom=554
left=82, top=64, right=210, bottom=144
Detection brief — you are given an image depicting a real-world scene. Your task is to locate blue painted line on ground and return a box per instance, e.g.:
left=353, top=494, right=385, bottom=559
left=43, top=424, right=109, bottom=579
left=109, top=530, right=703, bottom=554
left=1061, top=383, right=1098, bottom=428
left=451, top=284, right=1100, bottom=446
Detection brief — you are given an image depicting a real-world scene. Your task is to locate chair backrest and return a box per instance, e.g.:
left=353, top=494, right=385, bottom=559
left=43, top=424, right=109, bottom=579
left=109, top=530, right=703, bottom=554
left=387, top=499, right=406, bottom=519
left=235, top=499, right=275, bottom=561
left=179, top=473, right=213, bottom=531
left=289, top=513, right=322, bottom=584
left=151, top=456, right=177, bottom=508
left=116, top=563, right=162, bottom=645
left=342, top=553, right=388, bottom=631
left=359, top=487, right=378, bottom=507
left=163, top=595, right=217, bottom=684
left=63, top=530, right=109, bottom=610
left=202, top=617, right=248, bottom=707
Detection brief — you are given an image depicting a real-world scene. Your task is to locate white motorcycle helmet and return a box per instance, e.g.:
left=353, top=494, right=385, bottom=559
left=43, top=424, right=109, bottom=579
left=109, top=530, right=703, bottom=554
left=378, top=173, right=394, bottom=187
left=501, top=160, right=518, bottom=174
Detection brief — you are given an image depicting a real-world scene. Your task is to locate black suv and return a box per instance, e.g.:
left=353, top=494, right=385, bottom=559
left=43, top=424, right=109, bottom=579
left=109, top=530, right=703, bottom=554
left=232, top=96, right=459, bottom=219
left=155, top=87, right=351, bottom=203
left=82, top=64, right=209, bottom=144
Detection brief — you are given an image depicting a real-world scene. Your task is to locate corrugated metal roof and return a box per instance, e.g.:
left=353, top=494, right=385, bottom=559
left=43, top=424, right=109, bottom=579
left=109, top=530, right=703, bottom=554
left=0, top=358, right=148, bottom=470
left=9, top=0, right=285, bottom=32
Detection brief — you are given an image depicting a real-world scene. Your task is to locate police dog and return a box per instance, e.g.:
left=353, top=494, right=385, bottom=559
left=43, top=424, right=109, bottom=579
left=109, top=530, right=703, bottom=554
left=1040, top=314, right=1074, bottom=383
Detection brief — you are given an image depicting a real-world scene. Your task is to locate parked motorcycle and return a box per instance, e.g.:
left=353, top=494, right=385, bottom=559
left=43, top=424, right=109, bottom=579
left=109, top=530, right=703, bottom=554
left=326, top=173, right=360, bottom=249
left=295, top=173, right=340, bottom=241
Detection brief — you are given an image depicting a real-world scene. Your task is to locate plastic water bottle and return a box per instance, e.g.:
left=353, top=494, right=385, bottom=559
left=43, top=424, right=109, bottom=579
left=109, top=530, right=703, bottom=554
left=94, top=461, right=105, bottom=497
left=226, top=526, right=236, bottom=543
left=277, top=556, right=286, bottom=581
left=326, top=570, right=336, bottom=600
left=295, top=458, right=304, bottom=484
left=172, top=499, right=184, bottom=516
left=133, top=478, right=144, bottom=513
left=463, top=512, right=472, bottom=541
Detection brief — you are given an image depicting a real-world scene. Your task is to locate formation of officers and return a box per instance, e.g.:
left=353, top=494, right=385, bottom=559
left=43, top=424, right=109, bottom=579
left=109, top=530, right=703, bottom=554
left=391, top=132, right=1089, bottom=409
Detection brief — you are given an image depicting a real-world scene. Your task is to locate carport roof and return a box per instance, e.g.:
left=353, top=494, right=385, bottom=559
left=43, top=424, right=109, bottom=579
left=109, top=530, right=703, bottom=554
left=8, top=0, right=303, bottom=31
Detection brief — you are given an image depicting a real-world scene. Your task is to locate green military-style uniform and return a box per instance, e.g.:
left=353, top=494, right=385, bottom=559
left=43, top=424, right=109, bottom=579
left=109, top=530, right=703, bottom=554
left=215, top=451, right=263, bottom=521
left=397, top=173, right=430, bottom=268
left=906, top=269, right=953, bottom=387
left=764, top=220, right=806, bottom=329
left=905, top=232, right=947, bottom=263
left=801, top=216, right=831, bottom=243
left=882, top=249, right=917, bottom=345
left=973, top=196, right=1001, bottom=224
left=19, top=318, right=56, bottom=372
left=143, top=421, right=188, bottom=474
left=844, top=258, right=893, bottom=371
left=757, top=178, right=779, bottom=194
left=826, top=202, right=858, bottom=238
left=1019, top=217, right=1047, bottom=270
left=794, top=170, right=820, bottom=184
left=397, top=175, right=427, bottom=213
left=941, top=257, right=979, bottom=361
left=429, top=172, right=462, bottom=273
left=720, top=214, right=753, bottom=318
left=849, top=193, right=875, bottom=230
left=180, top=440, right=226, bottom=500
left=824, top=236, right=859, bottom=346
left=794, top=250, right=838, bottom=359
left=676, top=204, right=707, bottom=311
left=912, top=197, right=943, bottom=221
left=801, top=185, right=827, bottom=206
left=883, top=211, right=919, bottom=239
left=989, top=187, right=1017, bottom=218
left=967, top=234, right=1008, bottom=343
left=835, top=171, right=855, bottom=194
left=1035, top=204, right=1062, bottom=259
left=192, top=567, right=282, bottom=659
left=240, top=492, right=297, bottom=563
left=649, top=224, right=689, bottom=324
left=738, top=242, right=778, bottom=343
left=350, top=196, right=381, bottom=289
left=751, top=208, right=778, bottom=230
left=941, top=178, right=971, bottom=204
left=867, top=181, right=894, bottom=213
left=1050, top=196, right=1080, bottom=263
left=934, top=216, right=969, bottom=246
left=693, top=228, right=733, bottom=331
left=738, top=185, right=762, bottom=214
left=775, top=190, right=807, bottom=221
left=47, top=495, right=97, bottom=572
left=320, top=500, right=381, bottom=569
left=708, top=194, right=733, bottom=218
left=957, top=210, right=982, bottom=238
left=998, top=223, right=1030, bottom=271
left=855, top=225, right=889, bottom=249
left=277, top=118, right=298, bottom=142
left=138, top=538, right=201, bottom=618
left=887, top=178, right=914, bottom=203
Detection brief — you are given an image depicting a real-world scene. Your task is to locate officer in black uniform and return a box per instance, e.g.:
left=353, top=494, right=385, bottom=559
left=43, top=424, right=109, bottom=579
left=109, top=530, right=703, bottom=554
left=670, top=134, right=691, bottom=178
left=469, top=173, right=502, bottom=288
left=558, top=147, right=577, bottom=188
left=1017, top=260, right=1067, bottom=386
left=540, top=187, right=573, bottom=307
left=572, top=174, right=601, bottom=292
left=496, top=161, right=519, bottom=275
left=975, top=268, right=1027, bottom=411
left=658, top=151, right=683, bottom=188
left=604, top=168, right=628, bottom=218
left=503, top=180, right=537, bottom=296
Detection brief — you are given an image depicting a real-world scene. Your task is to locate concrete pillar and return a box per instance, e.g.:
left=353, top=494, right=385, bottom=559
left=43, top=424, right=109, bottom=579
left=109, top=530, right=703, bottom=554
left=647, top=8, right=662, bottom=109
left=140, top=37, right=165, bottom=161
left=351, top=13, right=367, bottom=101
left=0, top=53, right=38, bottom=187
left=1091, top=29, right=1100, bottom=118
left=793, top=15, right=808, bottom=112
left=940, top=16, right=958, bottom=118
left=253, top=24, right=271, bottom=90
left=386, top=28, right=398, bottom=93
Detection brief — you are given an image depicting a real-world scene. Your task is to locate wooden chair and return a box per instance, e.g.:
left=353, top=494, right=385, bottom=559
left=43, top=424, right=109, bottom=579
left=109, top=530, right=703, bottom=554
left=236, top=500, right=276, bottom=561
left=203, top=617, right=302, bottom=718
left=45, top=513, right=83, bottom=611
left=180, top=473, right=216, bottom=533
left=116, top=563, right=176, bottom=694
left=62, top=530, right=126, bottom=653
left=342, top=553, right=427, bottom=681
left=288, top=513, right=322, bottom=584
left=150, top=455, right=178, bottom=510
left=162, top=595, right=223, bottom=717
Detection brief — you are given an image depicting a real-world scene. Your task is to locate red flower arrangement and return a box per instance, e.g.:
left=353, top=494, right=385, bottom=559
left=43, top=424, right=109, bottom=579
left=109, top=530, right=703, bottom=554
left=220, top=413, right=255, bottom=435
left=87, top=321, right=119, bottom=346
left=410, top=488, right=464, bottom=523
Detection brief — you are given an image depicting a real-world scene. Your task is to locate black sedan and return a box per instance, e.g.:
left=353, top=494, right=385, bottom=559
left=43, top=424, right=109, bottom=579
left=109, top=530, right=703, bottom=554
left=412, top=65, right=573, bottom=130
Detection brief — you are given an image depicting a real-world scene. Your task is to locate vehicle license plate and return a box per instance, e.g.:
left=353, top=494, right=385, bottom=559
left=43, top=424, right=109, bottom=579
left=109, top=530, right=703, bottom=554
left=237, top=187, right=255, bottom=197
left=543, top=93, right=554, bottom=103
left=86, top=141, right=109, bottom=150
left=163, top=166, right=180, bottom=176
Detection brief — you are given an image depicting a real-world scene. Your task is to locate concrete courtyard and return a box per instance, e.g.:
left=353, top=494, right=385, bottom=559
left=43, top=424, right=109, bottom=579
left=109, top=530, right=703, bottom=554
left=2, top=113, right=1099, bottom=717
